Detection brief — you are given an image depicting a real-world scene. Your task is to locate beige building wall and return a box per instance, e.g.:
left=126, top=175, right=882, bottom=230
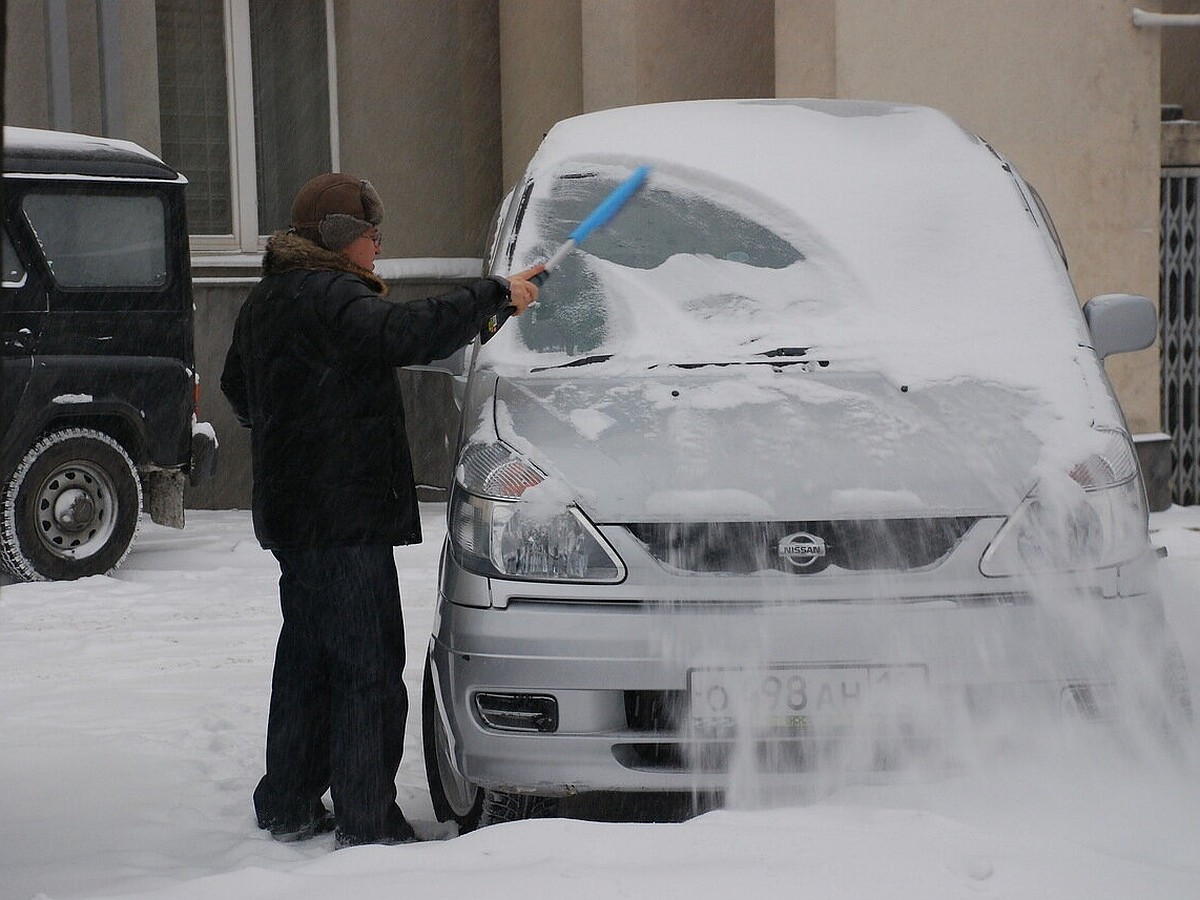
left=635, top=0, right=775, bottom=103
left=5, top=0, right=159, bottom=151
left=499, top=0, right=774, bottom=189
left=6, top=0, right=54, bottom=128
left=775, top=0, right=835, bottom=97
left=64, top=0, right=103, bottom=136
left=499, top=0, right=584, bottom=190
left=117, top=0, right=162, bottom=154
left=584, top=0, right=775, bottom=109
left=335, top=0, right=502, bottom=259
left=776, top=0, right=1162, bottom=434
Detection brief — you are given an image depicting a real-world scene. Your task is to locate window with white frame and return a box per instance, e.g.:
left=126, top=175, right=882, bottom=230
left=155, top=0, right=339, bottom=252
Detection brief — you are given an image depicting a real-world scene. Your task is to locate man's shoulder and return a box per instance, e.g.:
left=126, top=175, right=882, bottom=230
left=248, top=268, right=365, bottom=302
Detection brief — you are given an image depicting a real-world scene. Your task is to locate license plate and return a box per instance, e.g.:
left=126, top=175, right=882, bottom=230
left=688, top=664, right=928, bottom=735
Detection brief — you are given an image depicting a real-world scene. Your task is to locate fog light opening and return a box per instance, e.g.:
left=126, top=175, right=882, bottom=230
left=474, top=692, right=559, bottom=733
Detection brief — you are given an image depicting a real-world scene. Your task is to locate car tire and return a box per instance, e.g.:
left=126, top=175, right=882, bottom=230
left=477, top=789, right=559, bottom=828
left=422, top=653, right=560, bottom=832
left=1, top=428, right=142, bottom=581
left=423, top=654, right=485, bottom=831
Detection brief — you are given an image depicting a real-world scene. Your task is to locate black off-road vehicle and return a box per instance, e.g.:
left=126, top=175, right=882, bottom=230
left=1, top=127, right=217, bottom=581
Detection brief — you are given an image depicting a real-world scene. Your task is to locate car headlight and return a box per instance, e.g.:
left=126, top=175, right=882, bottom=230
left=449, top=442, right=625, bottom=583
left=980, top=428, right=1148, bottom=575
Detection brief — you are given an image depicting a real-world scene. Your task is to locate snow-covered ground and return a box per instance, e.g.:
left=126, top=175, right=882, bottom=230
left=2, top=503, right=1199, bottom=900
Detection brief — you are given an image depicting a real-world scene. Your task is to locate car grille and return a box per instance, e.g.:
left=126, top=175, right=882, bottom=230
left=625, top=518, right=977, bottom=574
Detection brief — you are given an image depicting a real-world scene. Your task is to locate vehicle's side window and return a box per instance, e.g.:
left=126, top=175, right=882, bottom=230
left=21, top=191, right=168, bottom=289
left=2, top=230, right=27, bottom=288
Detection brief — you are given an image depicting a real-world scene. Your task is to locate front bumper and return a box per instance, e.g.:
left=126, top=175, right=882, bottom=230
left=428, top=552, right=1172, bottom=796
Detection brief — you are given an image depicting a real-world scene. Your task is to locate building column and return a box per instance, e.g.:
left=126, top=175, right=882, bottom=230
left=499, top=0, right=584, bottom=188
left=775, top=0, right=836, bottom=98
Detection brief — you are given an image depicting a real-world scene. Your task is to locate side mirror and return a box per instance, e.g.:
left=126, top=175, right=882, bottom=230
left=404, top=345, right=472, bottom=409
left=1082, top=293, right=1157, bottom=358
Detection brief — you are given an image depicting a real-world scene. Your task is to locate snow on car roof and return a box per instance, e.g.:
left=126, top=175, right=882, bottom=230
left=492, top=99, right=1097, bottom=424
left=4, top=126, right=183, bottom=181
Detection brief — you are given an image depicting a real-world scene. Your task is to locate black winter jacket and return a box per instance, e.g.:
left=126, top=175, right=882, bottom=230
left=220, top=232, right=509, bottom=550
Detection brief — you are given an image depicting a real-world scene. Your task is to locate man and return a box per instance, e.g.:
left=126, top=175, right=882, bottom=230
left=220, top=173, right=540, bottom=848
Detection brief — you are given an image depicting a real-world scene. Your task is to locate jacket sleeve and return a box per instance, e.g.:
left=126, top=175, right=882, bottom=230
left=320, top=274, right=510, bottom=368
left=220, top=318, right=252, bottom=428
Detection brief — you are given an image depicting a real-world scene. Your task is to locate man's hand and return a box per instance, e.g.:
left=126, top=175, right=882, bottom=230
left=507, top=265, right=545, bottom=315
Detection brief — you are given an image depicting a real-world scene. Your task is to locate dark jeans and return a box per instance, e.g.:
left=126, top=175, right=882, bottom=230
left=253, top=544, right=409, bottom=841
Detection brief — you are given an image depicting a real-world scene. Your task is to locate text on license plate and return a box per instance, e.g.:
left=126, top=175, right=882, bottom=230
left=688, top=664, right=928, bottom=732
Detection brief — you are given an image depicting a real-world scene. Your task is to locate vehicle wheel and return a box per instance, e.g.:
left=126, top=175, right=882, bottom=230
left=423, top=654, right=485, bottom=831
left=422, top=654, right=561, bottom=832
left=477, top=789, right=560, bottom=827
left=1, top=428, right=141, bottom=581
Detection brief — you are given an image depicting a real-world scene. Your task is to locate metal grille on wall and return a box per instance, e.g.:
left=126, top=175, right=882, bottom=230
left=1161, top=168, right=1200, bottom=504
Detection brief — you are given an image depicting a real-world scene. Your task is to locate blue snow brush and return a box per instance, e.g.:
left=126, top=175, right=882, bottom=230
left=531, top=164, right=651, bottom=286
left=483, top=165, right=651, bottom=340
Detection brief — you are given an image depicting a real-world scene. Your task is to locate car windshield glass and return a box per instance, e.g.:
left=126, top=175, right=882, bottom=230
left=489, top=164, right=839, bottom=367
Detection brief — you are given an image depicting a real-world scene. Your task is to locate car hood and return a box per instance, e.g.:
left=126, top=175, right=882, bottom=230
left=488, top=367, right=1048, bottom=523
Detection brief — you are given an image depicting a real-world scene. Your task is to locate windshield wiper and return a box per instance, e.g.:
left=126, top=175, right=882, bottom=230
left=668, top=360, right=817, bottom=369
left=531, top=349, right=826, bottom=373
left=662, top=349, right=829, bottom=370
left=530, top=353, right=614, bottom=373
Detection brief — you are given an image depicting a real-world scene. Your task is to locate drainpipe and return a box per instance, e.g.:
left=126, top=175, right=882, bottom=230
left=1132, top=8, right=1200, bottom=27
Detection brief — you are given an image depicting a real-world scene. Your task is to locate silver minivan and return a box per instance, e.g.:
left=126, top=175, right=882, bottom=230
left=421, top=100, right=1189, bottom=830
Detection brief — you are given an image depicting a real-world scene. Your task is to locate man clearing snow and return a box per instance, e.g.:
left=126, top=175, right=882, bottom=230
left=220, top=173, right=540, bottom=848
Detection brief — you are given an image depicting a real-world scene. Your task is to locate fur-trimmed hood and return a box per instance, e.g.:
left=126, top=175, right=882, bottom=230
left=262, top=230, right=388, bottom=295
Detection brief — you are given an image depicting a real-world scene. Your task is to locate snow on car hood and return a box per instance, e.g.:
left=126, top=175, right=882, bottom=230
left=490, top=367, right=1047, bottom=523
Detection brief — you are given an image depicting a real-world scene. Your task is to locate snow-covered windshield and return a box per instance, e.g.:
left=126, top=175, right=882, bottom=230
left=494, top=163, right=846, bottom=364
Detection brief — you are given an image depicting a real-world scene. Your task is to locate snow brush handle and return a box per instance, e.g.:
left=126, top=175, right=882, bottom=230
left=534, top=164, right=651, bottom=285
left=484, top=165, right=650, bottom=340
left=572, top=165, right=651, bottom=242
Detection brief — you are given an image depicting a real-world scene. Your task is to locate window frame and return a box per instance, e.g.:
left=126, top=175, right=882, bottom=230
left=187, top=0, right=340, bottom=254
left=3, top=229, right=28, bottom=289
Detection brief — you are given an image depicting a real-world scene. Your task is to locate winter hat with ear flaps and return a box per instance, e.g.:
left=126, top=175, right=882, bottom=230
left=290, top=173, right=383, bottom=251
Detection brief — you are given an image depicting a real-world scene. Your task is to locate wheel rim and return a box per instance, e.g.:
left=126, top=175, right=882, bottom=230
left=434, top=705, right=480, bottom=817
left=32, top=458, right=119, bottom=560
